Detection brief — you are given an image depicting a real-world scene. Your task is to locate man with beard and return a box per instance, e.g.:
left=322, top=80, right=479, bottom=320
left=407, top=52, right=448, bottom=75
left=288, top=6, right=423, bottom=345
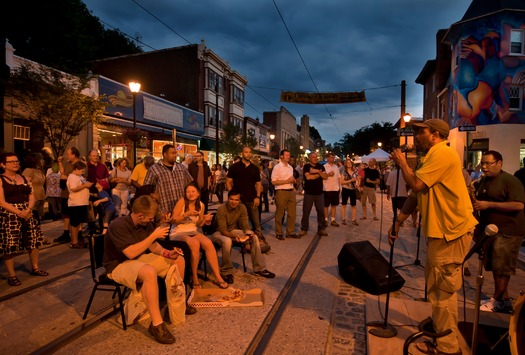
left=390, top=119, right=478, bottom=355
left=473, top=150, right=525, bottom=314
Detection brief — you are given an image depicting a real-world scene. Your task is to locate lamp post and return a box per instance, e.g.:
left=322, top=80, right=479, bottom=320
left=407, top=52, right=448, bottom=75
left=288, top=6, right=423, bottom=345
left=403, top=113, right=412, bottom=157
left=215, top=78, right=220, bottom=166
left=129, top=81, right=141, bottom=167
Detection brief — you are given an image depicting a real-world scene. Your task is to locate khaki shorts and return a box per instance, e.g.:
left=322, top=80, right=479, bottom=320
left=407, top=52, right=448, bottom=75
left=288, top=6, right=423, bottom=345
left=360, top=186, right=377, bottom=205
left=485, top=234, right=523, bottom=276
left=108, top=253, right=171, bottom=291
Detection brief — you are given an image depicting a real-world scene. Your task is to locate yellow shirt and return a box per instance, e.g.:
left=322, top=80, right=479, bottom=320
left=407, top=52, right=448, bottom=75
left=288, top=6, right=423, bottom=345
left=416, top=141, right=478, bottom=241
left=130, top=162, right=148, bottom=186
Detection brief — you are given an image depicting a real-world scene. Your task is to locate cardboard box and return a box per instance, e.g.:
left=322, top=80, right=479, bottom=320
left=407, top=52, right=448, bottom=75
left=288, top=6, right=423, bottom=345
left=188, top=288, right=264, bottom=308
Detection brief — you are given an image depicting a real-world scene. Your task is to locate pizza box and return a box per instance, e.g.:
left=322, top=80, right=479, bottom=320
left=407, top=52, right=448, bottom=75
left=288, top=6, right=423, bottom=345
left=187, top=288, right=264, bottom=308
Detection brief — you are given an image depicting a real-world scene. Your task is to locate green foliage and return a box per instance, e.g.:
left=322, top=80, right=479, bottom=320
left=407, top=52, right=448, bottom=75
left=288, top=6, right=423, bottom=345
left=336, top=122, right=397, bottom=156
left=219, top=124, right=244, bottom=159
left=6, top=64, right=106, bottom=158
left=310, top=125, right=321, bottom=142
left=284, top=137, right=300, bottom=157
left=1, top=0, right=142, bottom=74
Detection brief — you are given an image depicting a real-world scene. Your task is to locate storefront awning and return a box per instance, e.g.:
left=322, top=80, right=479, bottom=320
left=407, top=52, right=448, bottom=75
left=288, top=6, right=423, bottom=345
left=199, top=138, right=216, bottom=151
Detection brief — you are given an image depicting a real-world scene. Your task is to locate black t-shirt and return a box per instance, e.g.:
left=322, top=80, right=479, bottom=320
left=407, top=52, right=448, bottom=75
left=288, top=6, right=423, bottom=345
left=302, top=163, right=325, bottom=195
left=363, top=168, right=380, bottom=188
left=227, top=161, right=261, bottom=203
left=103, top=215, right=155, bottom=273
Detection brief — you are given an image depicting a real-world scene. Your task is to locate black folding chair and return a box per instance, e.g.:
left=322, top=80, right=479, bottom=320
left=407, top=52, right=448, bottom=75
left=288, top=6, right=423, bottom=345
left=82, top=233, right=128, bottom=330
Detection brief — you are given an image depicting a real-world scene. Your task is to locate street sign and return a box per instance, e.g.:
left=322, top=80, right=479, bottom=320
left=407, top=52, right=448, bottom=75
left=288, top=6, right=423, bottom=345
left=399, top=127, right=415, bottom=136
left=458, top=125, right=476, bottom=132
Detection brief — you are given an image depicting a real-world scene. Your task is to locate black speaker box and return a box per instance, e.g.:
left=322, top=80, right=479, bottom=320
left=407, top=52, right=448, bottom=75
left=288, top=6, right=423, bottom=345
left=338, top=241, right=405, bottom=295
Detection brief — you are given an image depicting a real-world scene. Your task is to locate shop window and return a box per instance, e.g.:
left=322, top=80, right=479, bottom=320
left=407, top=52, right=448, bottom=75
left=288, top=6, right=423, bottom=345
left=13, top=125, right=30, bottom=140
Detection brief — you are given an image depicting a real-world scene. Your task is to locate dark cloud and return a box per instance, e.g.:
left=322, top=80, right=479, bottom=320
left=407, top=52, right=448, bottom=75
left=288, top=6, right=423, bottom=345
left=83, top=0, right=472, bottom=144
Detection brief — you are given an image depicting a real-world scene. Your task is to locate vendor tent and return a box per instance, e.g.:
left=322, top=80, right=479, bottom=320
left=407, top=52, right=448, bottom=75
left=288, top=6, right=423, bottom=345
left=361, top=148, right=390, bottom=163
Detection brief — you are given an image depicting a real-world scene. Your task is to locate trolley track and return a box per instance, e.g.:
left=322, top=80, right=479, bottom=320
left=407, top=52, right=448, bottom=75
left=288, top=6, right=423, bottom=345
left=21, top=197, right=323, bottom=354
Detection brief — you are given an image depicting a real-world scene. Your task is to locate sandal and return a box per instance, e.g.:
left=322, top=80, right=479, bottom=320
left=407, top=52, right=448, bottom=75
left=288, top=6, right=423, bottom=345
left=31, top=268, right=49, bottom=276
left=8, top=276, right=21, bottom=286
left=70, top=243, right=85, bottom=249
left=359, top=217, right=367, bottom=220
left=352, top=220, right=359, bottom=226
left=214, top=281, right=229, bottom=289
left=373, top=217, right=379, bottom=221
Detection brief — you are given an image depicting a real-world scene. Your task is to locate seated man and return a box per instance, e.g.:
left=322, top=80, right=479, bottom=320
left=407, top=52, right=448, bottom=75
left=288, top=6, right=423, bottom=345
left=103, top=195, right=186, bottom=344
left=211, top=190, right=275, bottom=279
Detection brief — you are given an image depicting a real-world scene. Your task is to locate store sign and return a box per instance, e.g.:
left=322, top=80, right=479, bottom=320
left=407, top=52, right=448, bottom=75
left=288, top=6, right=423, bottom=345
left=143, top=96, right=183, bottom=126
left=280, top=91, right=366, bottom=104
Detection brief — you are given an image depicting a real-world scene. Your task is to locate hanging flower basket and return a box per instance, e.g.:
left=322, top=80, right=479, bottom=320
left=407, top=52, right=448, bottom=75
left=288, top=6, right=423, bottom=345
left=124, top=127, right=148, bottom=142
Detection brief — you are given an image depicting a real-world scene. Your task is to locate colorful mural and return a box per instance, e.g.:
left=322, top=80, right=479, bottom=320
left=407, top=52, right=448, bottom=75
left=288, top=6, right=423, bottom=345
left=98, top=76, right=204, bottom=136
left=450, top=15, right=525, bottom=128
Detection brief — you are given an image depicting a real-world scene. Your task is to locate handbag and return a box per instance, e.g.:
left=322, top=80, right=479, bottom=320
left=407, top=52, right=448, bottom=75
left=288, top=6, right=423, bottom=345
left=355, top=189, right=361, bottom=200
left=166, top=263, right=186, bottom=325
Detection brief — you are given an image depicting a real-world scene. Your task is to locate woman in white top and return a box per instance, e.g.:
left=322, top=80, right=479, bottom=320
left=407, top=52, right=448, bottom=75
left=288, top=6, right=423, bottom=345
left=169, top=182, right=228, bottom=289
left=109, top=158, right=132, bottom=216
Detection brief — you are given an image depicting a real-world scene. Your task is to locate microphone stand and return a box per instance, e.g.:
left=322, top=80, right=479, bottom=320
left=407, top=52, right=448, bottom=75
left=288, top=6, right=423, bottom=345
left=414, top=213, right=422, bottom=265
left=368, top=167, right=400, bottom=338
left=469, top=241, right=487, bottom=355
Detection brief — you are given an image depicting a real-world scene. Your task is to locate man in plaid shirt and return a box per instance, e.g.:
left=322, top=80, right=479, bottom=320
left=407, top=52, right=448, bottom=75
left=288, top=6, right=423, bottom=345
left=144, top=144, right=193, bottom=215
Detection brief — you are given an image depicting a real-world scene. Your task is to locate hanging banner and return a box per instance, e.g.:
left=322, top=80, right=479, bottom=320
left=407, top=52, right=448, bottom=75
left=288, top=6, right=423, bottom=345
left=280, top=91, right=366, bottom=104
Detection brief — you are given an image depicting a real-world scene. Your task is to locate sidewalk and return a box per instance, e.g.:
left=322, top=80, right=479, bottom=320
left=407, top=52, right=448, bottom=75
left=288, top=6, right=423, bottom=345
left=0, top=192, right=523, bottom=354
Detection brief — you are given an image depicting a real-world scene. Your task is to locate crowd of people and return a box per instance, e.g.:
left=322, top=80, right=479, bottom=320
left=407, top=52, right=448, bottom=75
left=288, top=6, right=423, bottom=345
left=0, top=124, right=524, bottom=348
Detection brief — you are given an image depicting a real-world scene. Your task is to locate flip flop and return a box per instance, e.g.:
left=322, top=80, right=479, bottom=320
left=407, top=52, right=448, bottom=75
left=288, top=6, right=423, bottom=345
left=214, top=281, right=229, bottom=289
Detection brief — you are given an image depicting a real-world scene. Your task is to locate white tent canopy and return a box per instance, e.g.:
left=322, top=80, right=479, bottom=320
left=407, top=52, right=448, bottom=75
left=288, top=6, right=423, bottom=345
left=361, top=148, right=390, bottom=163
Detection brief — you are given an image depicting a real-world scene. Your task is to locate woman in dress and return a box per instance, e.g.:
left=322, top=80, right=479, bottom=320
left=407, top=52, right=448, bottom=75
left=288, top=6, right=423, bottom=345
left=340, top=159, right=360, bottom=226
left=0, top=153, right=48, bottom=286
left=169, top=182, right=228, bottom=289
left=109, top=157, right=131, bottom=216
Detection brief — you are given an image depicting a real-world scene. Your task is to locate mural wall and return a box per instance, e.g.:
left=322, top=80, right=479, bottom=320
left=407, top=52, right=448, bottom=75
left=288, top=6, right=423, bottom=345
left=450, top=14, right=525, bottom=128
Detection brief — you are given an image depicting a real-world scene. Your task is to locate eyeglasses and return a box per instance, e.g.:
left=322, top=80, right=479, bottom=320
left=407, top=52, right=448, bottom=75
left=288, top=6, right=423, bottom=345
left=5, top=160, right=20, bottom=164
left=480, top=161, right=498, bottom=167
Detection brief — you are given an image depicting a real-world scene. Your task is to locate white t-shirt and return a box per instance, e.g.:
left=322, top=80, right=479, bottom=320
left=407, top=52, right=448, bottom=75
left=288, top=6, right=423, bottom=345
left=271, top=162, right=294, bottom=190
left=323, top=163, right=341, bottom=192
left=385, top=168, right=409, bottom=197
left=67, top=174, right=90, bottom=206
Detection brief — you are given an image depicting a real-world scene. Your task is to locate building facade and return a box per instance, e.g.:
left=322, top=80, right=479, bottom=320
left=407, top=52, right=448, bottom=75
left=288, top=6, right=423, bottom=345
left=417, top=0, right=525, bottom=172
left=92, top=40, right=247, bottom=165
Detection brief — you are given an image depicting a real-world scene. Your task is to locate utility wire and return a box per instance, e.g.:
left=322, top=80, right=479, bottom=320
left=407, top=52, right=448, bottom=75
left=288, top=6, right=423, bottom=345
left=98, top=19, right=157, bottom=51
left=130, top=0, right=193, bottom=45
left=272, top=0, right=341, bottom=136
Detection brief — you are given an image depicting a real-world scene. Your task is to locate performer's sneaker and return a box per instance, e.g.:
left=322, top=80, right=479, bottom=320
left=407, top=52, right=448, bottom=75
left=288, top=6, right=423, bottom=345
left=493, top=299, right=514, bottom=314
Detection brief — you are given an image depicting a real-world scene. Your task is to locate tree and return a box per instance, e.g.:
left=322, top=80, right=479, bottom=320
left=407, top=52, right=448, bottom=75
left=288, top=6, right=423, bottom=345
left=284, top=137, right=300, bottom=158
left=6, top=63, right=106, bottom=158
left=1, top=0, right=142, bottom=74
left=336, top=122, right=396, bottom=156
left=219, top=123, right=244, bottom=159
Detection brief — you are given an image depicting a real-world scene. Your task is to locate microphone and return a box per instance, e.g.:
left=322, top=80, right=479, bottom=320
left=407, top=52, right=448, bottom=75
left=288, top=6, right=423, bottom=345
left=463, top=224, right=498, bottom=263
left=400, top=144, right=414, bottom=153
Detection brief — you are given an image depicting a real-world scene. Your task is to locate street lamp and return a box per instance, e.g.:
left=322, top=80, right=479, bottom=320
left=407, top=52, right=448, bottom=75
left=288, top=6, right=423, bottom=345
left=129, top=81, right=141, bottom=167
left=403, top=113, right=412, bottom=157
left=378, top=142, right=382, bottom=148
left=270, top=134, right=275, bottom=140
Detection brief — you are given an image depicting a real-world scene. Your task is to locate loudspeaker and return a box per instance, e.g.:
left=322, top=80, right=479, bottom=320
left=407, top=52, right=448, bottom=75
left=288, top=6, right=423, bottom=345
left=338, top=241, right=405, bottom=295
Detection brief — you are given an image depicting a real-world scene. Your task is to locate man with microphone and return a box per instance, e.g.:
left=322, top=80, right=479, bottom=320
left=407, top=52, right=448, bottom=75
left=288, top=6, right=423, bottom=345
left=390, top=119, right=478, bottom=355
left=471, top=150, right=525, bottom=314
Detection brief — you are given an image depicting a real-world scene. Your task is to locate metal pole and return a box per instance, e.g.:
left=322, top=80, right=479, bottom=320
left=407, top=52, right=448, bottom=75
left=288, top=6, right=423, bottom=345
left=132, top=92, right=137, bottom=167
left=215, top=79, right=219, bottom=166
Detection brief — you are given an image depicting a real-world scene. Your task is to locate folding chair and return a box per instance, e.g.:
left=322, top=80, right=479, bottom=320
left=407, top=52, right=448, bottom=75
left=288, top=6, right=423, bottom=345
left=82, top=233, right=128, bottom=330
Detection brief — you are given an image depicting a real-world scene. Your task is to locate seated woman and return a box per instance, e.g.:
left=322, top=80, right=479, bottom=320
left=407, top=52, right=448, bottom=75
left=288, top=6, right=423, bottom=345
left=169, top=182, right=227, bottom=289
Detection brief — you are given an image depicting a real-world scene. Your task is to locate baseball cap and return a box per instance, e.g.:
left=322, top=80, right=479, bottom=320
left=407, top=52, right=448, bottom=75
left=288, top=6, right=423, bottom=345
left=411, top=119, right=450, bottom=138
